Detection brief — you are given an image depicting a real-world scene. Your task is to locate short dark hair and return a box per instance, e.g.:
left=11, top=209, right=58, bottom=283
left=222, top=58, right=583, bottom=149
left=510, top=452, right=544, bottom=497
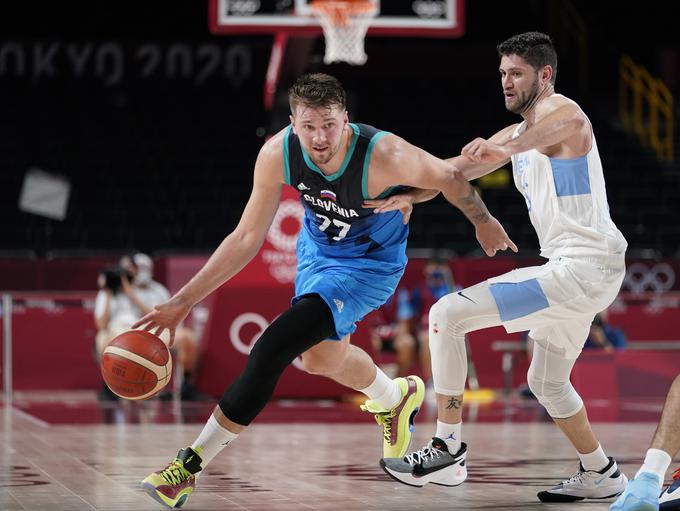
left=288, top=73, right=347, bottom=114
left=497, top=31, right=558, bottom=84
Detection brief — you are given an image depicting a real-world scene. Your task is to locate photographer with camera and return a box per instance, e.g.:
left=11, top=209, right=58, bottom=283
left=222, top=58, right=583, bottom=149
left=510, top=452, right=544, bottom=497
left=95, top=253, right=203, bottom=401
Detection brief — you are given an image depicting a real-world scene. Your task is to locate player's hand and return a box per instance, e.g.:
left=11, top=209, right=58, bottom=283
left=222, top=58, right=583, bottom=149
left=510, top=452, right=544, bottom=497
left=132, top=295, right=192, bottom=347
left=462, top=137, right=511, bottom=164
left=475, top=216, right=518, bottom=257
left=363, top=193, right=414, bottom=224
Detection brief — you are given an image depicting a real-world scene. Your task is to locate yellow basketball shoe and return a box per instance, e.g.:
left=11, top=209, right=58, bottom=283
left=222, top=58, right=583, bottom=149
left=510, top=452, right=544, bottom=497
left=141, top=447, right=202, bottom=509
left=361, top=375, right=425, bottom=458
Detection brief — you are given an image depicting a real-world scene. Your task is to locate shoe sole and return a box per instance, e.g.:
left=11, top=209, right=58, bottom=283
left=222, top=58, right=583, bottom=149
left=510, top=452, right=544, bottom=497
left=431, top=480, right=466, bottom=488
left=537, top=489, right=624, bottom=503
left=141, top=482, right=191, bottom=509
left=379, top=459, right=424, bottom=488
left=379, top=459, right=467, bottom=488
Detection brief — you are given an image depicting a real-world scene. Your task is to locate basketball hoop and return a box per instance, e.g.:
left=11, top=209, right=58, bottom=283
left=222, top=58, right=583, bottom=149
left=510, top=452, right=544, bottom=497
left=309, top=0, right=378, bottom=65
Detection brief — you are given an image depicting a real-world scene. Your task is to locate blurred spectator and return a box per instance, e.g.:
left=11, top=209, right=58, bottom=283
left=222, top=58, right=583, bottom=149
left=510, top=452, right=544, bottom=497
left=370, top=256, right=457, bottom=401
left=412, top=257, right=458, bottom=399
left=94, top=253, right=204, bottom=401
left=369, top=287, right=417, bottom=379
left=584, top=308, right=626, bottom=352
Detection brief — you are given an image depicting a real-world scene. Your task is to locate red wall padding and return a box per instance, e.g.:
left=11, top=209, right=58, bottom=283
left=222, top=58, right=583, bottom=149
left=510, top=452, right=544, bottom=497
left=2, top=258, right=680, bottom=395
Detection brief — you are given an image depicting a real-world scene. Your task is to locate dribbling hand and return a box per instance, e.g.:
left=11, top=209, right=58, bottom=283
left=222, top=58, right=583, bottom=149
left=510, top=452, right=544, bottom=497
left=132, top=295, right=192, bottom=347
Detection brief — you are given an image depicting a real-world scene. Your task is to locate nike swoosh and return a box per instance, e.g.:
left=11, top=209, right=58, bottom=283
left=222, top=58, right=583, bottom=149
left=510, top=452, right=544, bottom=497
left=412, top=456, right=463, bottom=478
left=664, top=485, right=680, bottom=496
left=594, top=476, right=607, bottom=485
left=457, top=291, right=475, bottom=303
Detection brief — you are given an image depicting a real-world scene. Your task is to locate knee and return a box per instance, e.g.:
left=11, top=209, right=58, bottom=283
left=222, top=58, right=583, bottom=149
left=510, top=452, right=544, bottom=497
left=428, top=298, right=464, bottom=349
left=300, top=345, right=348, bottom=376
left=525, top=368, right=544, bottom=398
left=526, top=368, right=583, bottom=418
left=428, top=300, right=445, bottom=354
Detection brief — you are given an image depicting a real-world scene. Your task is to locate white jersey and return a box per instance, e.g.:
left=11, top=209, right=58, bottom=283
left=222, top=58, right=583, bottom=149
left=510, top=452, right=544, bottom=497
left=95, top=280, right=170, bottom=329
left=510, top=97, right=627, bottom=259
left=95, top=290, right=138, bottom=329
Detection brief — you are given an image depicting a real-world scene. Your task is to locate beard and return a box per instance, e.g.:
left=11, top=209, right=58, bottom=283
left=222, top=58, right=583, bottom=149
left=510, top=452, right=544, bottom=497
left=506, top=76, right=541, bottom=114
left=310, top=133, right=344, bottom=165
left=317, top=144, right=340, bottom=164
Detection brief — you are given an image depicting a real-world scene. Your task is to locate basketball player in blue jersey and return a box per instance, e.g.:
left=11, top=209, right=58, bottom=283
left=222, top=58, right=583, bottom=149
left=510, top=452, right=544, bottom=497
left=376, top=32, right=631, bottom=503
left=134, top=73, right=516, bottom=508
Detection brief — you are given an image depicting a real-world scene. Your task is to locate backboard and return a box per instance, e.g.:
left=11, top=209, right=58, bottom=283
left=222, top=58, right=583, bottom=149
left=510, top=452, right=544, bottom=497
left=209, top=0, right=465, bottom=37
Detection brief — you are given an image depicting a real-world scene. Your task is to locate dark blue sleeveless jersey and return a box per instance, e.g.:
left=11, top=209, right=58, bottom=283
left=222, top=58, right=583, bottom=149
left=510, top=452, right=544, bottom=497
left=283, top=123, right=408, bottom=263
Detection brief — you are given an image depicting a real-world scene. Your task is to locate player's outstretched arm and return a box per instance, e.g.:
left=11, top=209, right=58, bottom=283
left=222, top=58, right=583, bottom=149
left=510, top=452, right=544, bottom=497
left=365, top=123, right=520, bottom=220
left=369, top=135, right=518, bottom=257
left=133, top=133, right=286, bottom=344
left=364, top=124, right=519, bottom=217
left=447, top=123, right=518, bottom=180
left=463, top=99, right=590, bottom=165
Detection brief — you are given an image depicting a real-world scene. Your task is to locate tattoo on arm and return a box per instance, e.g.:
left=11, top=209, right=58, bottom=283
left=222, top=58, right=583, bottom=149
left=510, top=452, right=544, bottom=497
left=459, top=188, right=490, bottom=224
left=446, top=397, right=463, bottom=410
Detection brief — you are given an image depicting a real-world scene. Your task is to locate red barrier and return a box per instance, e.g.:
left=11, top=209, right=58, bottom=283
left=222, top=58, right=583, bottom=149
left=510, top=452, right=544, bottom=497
left=570, top=350, right=680, bottom=421
left=194, top=284, right=680, bottom=396
left=2, top=255, right=680, bottom=395
left=0, top=293, right=101, bottom=390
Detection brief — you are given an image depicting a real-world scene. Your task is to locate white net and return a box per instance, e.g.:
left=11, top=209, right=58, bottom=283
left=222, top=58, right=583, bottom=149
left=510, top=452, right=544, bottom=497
left=310, top=1, right=378, bottom=65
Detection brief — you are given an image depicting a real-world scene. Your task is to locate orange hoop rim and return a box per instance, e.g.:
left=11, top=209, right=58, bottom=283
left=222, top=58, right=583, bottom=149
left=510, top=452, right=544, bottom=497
left=309, top=0, right=378, bottom=23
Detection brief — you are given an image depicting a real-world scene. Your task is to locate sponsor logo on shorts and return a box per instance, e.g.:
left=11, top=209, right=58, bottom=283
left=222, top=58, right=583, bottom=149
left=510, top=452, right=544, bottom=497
left=333, top=298, right=344, bottom=313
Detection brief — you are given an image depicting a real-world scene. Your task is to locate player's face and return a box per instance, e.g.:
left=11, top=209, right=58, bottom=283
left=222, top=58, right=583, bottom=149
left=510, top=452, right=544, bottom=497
left=499, top=54, right=545, bottom=115
left=291, top=104, right=349, bottom=165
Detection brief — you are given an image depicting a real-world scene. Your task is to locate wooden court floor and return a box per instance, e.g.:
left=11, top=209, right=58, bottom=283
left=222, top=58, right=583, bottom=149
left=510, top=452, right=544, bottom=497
left=0, top=394, right=668, bottom=511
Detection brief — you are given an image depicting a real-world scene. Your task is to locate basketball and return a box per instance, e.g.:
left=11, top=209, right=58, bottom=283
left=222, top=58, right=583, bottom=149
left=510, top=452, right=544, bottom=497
left=100, top=330, right=173, bottom=400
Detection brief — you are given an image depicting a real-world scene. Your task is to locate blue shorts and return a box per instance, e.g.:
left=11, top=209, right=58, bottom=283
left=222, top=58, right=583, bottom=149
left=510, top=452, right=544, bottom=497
left=293, top=235, right=406, bottom=340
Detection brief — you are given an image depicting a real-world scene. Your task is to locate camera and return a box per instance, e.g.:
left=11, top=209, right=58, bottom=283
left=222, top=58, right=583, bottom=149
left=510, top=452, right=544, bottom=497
left=99, top=266, right=134, bottom=293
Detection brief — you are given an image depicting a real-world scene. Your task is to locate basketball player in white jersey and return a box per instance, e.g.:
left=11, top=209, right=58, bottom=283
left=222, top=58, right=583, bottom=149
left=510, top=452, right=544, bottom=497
left=372, top=31, right=629, bottom=502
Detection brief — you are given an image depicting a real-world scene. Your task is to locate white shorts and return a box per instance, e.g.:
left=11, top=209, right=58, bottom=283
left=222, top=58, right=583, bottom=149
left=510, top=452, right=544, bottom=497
left=487, top=255, right=625, bottom=358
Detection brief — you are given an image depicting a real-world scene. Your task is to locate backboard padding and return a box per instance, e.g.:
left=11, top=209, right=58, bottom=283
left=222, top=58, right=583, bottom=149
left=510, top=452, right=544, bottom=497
left=209, top=0, right=465, bottom=37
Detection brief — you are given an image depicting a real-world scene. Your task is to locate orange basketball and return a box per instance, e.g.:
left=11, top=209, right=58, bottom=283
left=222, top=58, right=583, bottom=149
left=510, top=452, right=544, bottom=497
left=100, top=330, right=172, bottom=400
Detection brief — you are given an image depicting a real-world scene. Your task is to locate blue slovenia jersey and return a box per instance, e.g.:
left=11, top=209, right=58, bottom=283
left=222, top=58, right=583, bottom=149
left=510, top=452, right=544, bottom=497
left=284, top=122, right=408, bottom=267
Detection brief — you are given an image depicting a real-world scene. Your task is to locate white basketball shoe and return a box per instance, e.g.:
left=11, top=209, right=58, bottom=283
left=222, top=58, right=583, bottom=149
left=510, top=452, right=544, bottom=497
left=538, top=457, right=627, bottom=502
left=380, top=437, right=467, bottom=487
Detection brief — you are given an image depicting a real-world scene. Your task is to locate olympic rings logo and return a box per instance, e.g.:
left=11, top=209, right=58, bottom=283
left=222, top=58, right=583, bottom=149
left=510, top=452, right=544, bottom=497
left=622, top=262, right=675, bottom=293
left=266, top=200, right=304, bottom=252
left=229, top=312, right=305, bottom=370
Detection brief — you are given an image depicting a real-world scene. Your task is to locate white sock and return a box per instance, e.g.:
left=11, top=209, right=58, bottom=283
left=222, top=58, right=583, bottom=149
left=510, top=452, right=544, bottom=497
left=436, top=419, right=462, bottom=454
left=636, top=448, right=672, bottom=488
left=358, top=367, right=401, bottom=410
left=190, top=414, right=239, bottom=468
left=578, top=444, right=609, bottom=472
